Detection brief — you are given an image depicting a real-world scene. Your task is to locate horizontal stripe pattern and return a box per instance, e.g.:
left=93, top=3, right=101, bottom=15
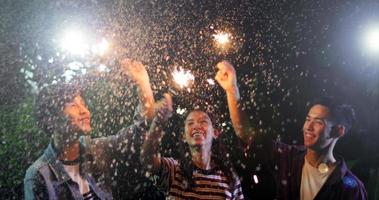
left=156, top=157, right=244, bottom=200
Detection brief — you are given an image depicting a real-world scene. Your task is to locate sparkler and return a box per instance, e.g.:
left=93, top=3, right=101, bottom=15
left=213, top=31, right=231, bottom=46
left=209, top=30, right=235, bottom=87
left=213, top=30, right=232, bottom=52
left=171, top=67, right=195, bottom=94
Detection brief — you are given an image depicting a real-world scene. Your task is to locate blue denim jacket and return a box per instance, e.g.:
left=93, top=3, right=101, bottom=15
left=24, top=115, right=148, bottom=200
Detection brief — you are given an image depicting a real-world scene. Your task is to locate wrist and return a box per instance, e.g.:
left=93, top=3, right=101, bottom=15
left=226, top=85, right=240, bottom=98
left=135, top=78, right=150, bottom=87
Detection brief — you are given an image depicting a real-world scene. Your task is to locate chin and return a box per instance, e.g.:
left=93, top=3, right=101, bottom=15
left=189, top=141, right=203, bottom=147
left=80, top=125, right=92, bottom=133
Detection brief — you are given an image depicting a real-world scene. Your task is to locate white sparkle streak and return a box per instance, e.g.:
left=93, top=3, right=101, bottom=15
left=172, top=67, right=194, bottom=89
left=253, top=174, right=259, bottom=184
left=207, top=78, right=215, bottom=85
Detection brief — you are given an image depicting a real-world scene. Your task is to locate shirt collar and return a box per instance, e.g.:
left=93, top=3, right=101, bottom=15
left=43, top=137, right=91, bottom=184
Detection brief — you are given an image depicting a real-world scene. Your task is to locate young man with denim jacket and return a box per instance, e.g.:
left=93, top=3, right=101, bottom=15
left=24, top=59, right=155, bottom=199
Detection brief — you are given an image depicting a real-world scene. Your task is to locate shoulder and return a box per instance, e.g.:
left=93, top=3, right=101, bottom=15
left=341, top=170, right=367, bottom=192
left=334, top=165, right=368, bottom=199
left=272, top=140, right=306, bottom=155
left=161, top=157, right=180, bottom=168
left=24, top=154, right=50, bottom=182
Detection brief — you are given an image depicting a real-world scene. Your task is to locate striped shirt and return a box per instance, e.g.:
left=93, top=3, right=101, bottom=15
left=155, top=157, right=244, bottom=200
left=83, top=187, right=100, bottom=200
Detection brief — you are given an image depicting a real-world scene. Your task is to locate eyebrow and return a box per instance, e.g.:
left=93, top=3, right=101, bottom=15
left=185, top=116, right=210, bottom=122
left=306, top=115, right=325, bottom=121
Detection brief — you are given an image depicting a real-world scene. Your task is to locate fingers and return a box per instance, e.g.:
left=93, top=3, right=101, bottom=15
left=154, top=94, right=173, bottom=123
left=214, top=70, right=223, bottom=83
left=216, top=60, right=232, bottom=70
left=120, top=58, right=145, bottom=72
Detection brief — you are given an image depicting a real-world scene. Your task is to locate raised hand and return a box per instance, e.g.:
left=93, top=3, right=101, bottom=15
left=120, top=58, right=150, bottom=86
left=215, top=60, right=237, bottom=92
left=120, top=58, right=155, bottom=120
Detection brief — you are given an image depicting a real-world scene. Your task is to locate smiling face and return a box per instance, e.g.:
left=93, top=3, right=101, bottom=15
left=303, top=104, right=335, bottom=151
left=63, top=95, right=92, bottom=134
left=184, top=111, right=216, bottom=147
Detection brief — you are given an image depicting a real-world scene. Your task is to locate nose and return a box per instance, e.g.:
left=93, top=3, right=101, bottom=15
left=192, top=122, right=201, bottom=129
left=304, top=120, right=314, bottom=131
left=79, top=104, right=90, bottom=116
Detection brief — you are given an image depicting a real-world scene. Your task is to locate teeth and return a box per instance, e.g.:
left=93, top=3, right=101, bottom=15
left=305, top=133, right=314, bottom=138
left=192, top=132, right=204, bottom=137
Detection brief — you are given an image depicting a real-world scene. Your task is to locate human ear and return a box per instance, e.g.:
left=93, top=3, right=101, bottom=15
left=336, top=125, right=345, bottom=138
left=213, top=129, right=221, bottom=139
left=331, top=125, right=345, bottom=138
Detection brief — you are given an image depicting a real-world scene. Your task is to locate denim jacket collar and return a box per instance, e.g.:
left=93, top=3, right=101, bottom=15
left=44, top=136, right=91, bottom=184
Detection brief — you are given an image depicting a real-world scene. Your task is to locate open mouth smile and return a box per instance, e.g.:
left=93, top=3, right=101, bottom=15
left=191, top=130, right=205, bottom=138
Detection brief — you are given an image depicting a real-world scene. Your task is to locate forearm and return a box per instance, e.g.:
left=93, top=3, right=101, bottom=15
left=141, top=120, right=163, bottom=171
left=136, top=80, right=155, bottom=121
left=226, top=86, right=255, bottom=143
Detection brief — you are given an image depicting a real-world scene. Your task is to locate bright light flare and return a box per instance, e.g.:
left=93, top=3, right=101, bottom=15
left=60, top=29, right=89, bottom=56
left=213, top=31, right=231, bottom=46
left=92, top=38, right=110, bottom=56
left=364, top=26, right=379, bottom=54
left=172, top=67, right=194, bottom=89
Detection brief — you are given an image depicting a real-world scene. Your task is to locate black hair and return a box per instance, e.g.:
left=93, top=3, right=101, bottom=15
left=35, top=83, right=81, bottom=136
left=310, top=96, right=356, bottom=133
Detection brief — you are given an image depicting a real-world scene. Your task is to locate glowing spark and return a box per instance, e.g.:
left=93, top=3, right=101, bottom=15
left=213, top=31, right=231, bottom=46
left=207, top=78, right=215, bottom=85
left=60, top=29, right=89, bottom=56
left=92, top=38, right=110, bottom=56
left=176, top=107, right=187, bottom=115
left=172, top=67, right=194, bottom=88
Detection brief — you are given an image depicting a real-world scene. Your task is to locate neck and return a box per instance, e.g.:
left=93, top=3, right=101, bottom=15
left=58, top=141, right=81, bottom=161
left=190, top=145, right=212, bottom=170
left=305, top=143, right=336, bottom=167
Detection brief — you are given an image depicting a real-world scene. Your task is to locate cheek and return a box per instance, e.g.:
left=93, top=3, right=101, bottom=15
left=183, top=128, right=190, bottom=139
left=302, top=123, right=307, bottom=130
left=315, top=127, right=326, bottom=137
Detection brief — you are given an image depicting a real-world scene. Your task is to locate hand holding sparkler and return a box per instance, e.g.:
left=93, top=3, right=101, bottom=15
left=215, top=60, right=238, bottom=93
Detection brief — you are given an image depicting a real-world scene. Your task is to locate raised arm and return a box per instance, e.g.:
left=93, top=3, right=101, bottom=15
left=215, top=61, right=256, bottom=144
left=141, top=93, right=173, bottom=171
left=121, top=59, right=155, bottom=121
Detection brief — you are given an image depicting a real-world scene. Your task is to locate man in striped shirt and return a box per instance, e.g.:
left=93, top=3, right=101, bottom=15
left=141, top=94, right=244, bottom=200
